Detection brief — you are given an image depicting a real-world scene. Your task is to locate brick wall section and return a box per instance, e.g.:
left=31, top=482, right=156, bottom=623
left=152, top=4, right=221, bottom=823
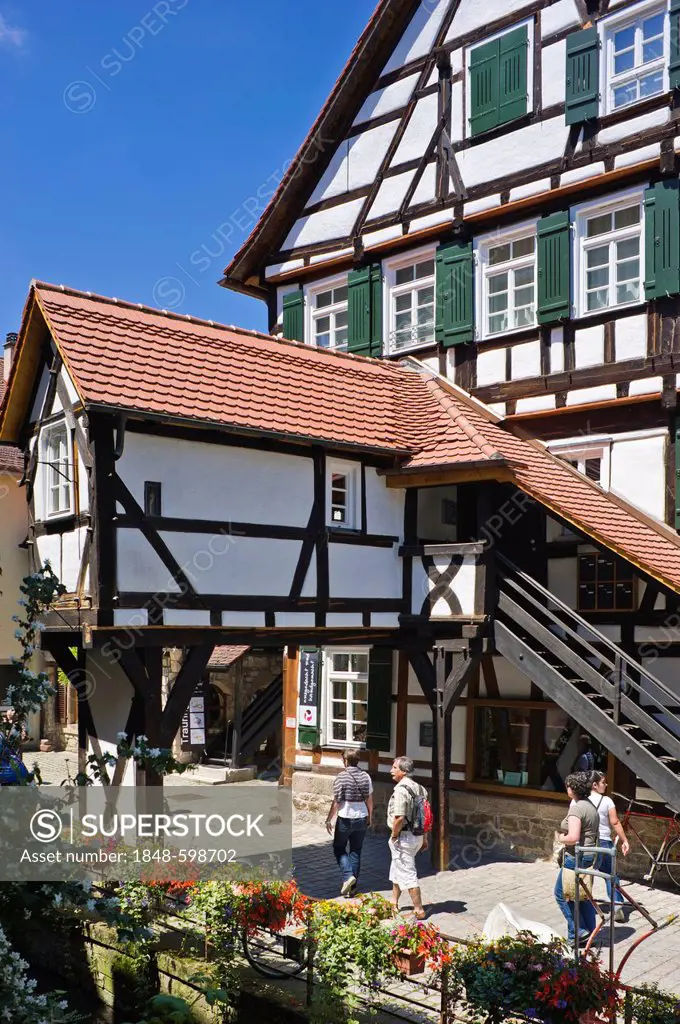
left=291, top=771, right=674, bottom=882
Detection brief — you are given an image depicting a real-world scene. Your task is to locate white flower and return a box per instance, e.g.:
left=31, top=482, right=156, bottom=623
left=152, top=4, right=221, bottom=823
left=147, top=748, right=161, bottom=758
left=116, top=731, right=128, bottom=741
left=137, top=734, right=148, bottom=743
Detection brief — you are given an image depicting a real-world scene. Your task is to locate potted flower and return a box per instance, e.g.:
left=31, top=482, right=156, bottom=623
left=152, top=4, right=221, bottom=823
left=534, top=951, right=620, bottom=1024
left=390, top=921, right=451, bottom=976
left=234, top=880, right=309, bottom=935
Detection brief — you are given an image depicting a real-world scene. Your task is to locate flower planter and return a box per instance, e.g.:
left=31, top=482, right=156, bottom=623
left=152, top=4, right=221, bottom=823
left=394, top=950, right=426, bottom=976
left=265, top=908, right=288, bottom=932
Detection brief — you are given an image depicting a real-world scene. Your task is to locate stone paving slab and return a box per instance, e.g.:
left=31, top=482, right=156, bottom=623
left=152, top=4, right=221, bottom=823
left=292, top=819, right=680, bottom=994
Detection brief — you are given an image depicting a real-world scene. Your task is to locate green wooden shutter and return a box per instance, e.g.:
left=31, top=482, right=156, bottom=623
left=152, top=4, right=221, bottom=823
left=499, top=25, right=529, bottom=125
left=671, top=0, right=680, bottom=89
left=565, top=27, right=600, bottom=125
left=348, top=265, right=382, bottom=357
left=435, top=241, right=474, bottom=346
left=675, top=417, right=680, bottom=531
left=282, top=289, right=304, bottom=342
left=537, top=211, right=571, bottom=324
left=366, top=648, right=393, bottom=752
left=470, top=37, right=500, bottom=137
left=645, top=180, right=680, bottom=300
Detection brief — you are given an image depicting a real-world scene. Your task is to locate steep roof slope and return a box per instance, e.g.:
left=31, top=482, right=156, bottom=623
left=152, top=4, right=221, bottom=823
left=3, top=281, right=680, bottom=593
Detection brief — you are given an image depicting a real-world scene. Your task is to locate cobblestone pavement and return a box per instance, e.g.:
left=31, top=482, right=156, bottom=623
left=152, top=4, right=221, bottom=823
left=293, top=818, right=680, bottom=994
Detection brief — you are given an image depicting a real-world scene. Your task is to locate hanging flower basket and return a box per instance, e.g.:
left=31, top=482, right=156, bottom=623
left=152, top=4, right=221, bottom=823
left=394, top=949, right=426, bottom=976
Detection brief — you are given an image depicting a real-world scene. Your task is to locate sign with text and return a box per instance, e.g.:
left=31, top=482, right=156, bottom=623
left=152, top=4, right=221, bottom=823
left=298, top=648, right=320, bottom=743
left=181, top=680, right=206, bottom=750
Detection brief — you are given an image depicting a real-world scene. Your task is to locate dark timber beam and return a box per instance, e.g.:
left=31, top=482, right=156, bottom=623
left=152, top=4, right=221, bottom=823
left=159, top=644, right=215, bottom=747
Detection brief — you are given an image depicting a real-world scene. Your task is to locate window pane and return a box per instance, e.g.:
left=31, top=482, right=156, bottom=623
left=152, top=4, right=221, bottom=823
left=315, top=315, right=330, bottom=334
left=395, top=293, right=412, bottom=312
left=587, top=214, right=612, bottom=238
left=643, top=12, right=665, bottom=41
left=335, top=310, right=348, bottom=328
left=332, top=722, right=347, bottom=741
left=512, top=236, right=535, bottom=259
left=352, top=702, right=367, bottom=723
left=333, top=285, right=348, bottom=304
left=587, top=289, right=609, bottom=311
left=614, top=81, right=638, bottom=108
left=396, top=265, right=415, bottom=285
left=352, top=722, right=367, bottom=743
left=332, top=701, right=346, bottom=720
left=613, top=24, right=635, bottom=55
left=489, top=243, right=512, bottom=266
left=489, top=293, right=508, bottom=314
left=331, top=506, right=346, bottom=523
left=617, top=280, right=640, bottom=304
left=488, top=272, right=508, bottom=294
left=332, top=662, right=349, bottom=680
left=586, top=243, right=609, bottom=269
left=587, top=267, right=609, bottom=290
left=353, top=679, right=368, bottom=700
left=614, top=49, right=635, bottom=75
left=585, top=458, right=601, bottom=483
left=395, top=313, right=412, bottom=336
left=514, top=287, right=535, bottom=308
left=415, top=259, right=435, bottom=280
left=515, top=305, right=535, bottom=328
left=514, top=265, right=534, bottom=287
left=640, top=69, right=663, bottom=97
left=316, top=290, right=333, bottom=309
left=616, top=259, right=639, bottom=283
left=417, top=285, right=434, bottom=306
left=489, top=313, right=508, bottom=333
left=614, top=206, right=640, bottom=230
left=332, top=473, right=347, bottom=491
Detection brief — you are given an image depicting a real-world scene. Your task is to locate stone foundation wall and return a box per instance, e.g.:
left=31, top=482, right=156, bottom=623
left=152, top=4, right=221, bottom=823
left=291, top=770, right=673, bottom=882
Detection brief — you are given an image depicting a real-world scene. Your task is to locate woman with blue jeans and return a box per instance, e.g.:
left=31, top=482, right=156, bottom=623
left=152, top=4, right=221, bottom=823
left=590, top=771, right=630, bottom=921
left=554, top=772, right=601, bottom=945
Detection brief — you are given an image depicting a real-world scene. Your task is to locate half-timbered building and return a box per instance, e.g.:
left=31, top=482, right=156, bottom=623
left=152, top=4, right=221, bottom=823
left=216, top=0, right=680, bottom=859
left=2, top=278, right=680, bottom=867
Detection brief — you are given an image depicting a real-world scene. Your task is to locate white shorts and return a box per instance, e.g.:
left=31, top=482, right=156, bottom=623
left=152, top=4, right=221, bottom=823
left=388, top=832, right=424, bottom=889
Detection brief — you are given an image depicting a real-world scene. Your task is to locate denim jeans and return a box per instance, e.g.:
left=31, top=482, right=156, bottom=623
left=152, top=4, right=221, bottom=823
left=333, top=816, right=368, bottom=884
left=599, top=838, right=624, bottom=905
left=554, top=853, right=597, bottom=942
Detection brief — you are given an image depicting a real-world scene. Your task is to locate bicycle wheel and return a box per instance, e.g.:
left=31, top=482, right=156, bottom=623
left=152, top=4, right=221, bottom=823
left=241, top=927, right=308, bottom=979
left=665, top=838, right=680, bottom=889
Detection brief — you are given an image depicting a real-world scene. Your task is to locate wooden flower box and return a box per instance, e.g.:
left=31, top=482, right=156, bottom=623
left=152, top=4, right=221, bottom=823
left=394, top=950, right=426, bottom=976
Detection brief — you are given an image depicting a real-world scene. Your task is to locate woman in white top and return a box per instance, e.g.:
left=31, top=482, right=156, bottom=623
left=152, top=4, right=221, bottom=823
left=589, top=771, right=630, bottom=920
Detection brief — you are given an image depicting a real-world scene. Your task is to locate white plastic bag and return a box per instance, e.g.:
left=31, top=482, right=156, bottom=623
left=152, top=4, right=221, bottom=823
left=482, top=902, right=560, bottom=943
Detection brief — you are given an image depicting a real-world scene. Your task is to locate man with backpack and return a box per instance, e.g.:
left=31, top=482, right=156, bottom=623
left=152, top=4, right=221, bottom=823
left=387, top=756, right=431, bottom=919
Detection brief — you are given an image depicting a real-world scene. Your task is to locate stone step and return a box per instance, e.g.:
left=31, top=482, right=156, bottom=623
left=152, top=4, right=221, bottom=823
left=190, top=765, right=257, bottom=785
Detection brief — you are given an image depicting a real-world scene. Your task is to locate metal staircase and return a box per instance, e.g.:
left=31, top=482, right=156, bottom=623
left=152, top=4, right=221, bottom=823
left=494, top=555, right=680, bottom=810
left=238, top=673, right=283, bottom=761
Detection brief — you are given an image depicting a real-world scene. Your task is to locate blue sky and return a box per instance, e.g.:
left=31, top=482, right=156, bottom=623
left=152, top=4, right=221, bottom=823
left=0, top=0, right=373, bottom=335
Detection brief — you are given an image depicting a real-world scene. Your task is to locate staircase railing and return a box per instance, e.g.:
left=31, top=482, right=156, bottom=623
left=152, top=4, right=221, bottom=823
left=496, top=553, right=680, bottom=775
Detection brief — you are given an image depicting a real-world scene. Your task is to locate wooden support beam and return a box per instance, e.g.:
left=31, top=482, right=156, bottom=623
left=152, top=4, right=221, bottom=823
left=159, top=643, right=215, bottom=748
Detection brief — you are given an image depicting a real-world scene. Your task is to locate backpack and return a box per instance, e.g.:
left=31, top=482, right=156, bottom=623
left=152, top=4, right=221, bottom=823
left=403, top=780, right=433, bottom=836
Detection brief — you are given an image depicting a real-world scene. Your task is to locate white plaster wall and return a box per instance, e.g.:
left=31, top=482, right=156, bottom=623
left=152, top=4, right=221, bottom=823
left=222, top=611, right=266, bottom=627
left=412, top=561, right=429, bottom=615
left=308, top=143, right=349, bottom=205
left=511, top=340, right=541, bottom=380
left=405, top=704, right=467, bottom=768
left=113, top=609, right=148, bottom=627
left=610, top=433, right=666, bottom=521
left=164, top=610, right=211, bottom=626
left=116, top=531, right=181, bottom=594
left=446, top=0, right=516, bottom=39
left=412, top=163, right=438, bottom=207
left=574, top=324, right=604, bottom=369
left=363, top=224, right=405, bottom=249
left=510, top=177, right=551, bottom=203
left=457, top=118, right=568, bottom=189
left=561, top=162, right=606, bottom=187
left=465, top=195, right=502, bottom=216
left=481, top=656, right=533, bottom=698
left=629, top=376, right=662, bottom=397
left=284, top=198, right=365, bottom=250
left=598, top=108, right=669, bottom=145
left=409, top=209, right=455, bottom=233
left=515, top=395, right=556, bottom=413
left=383, top=0, right=450, bottom=73
left=616, top=314, right=647, bottom=361
left=542, top=39, right=566, bottom=108
left=547, top=558, right=578, bottom=608
left=329, top=544, right=401, bottom=599
left=550, top=327, right=565, bottom=373
left=85, top=650, right=135, bottom=786
left=349, top=122, right=399, bottom=190
left=450, top=557, right=478, bottom=616
left=418, top=485, right=458, bottom=540
left=77, top=447, right=89, bottom=513
left=354, top=74, right=420, bottom=127
left=29, top=365, right=50, bottom=424
left=371, top=612, right=400, bottom=627
left=477, top=348, right=507, bottom=386
left=325, top=613, right=364, bottom=627
left=615, top=143, right=660, bottom=170
left=34, top=527, right=86, bottom=594
left=159, top=534, right=309, bottom=597
left=368, top=170, right=416, bottom=221
left=391, top=93, right=439, bottom=166
left=451, top=80, right=465, bottom=143
left=566, top=385, right=617, bottom=405
left=118, top=433, right=313, bottom=527
left=365, top=467, right=404, bottom=537
left=542, top=0, right=580, bottom=36
left=0, top=477, right=30, bottom=661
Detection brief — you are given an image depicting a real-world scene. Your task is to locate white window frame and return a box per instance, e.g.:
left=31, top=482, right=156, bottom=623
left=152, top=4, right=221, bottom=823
left=464, top=17, right=535, bottom=139
left=573, top=187, right=645, bottom=319
left=383, top=245, right=437, bottom=356
left=475, top=219, right=538, bottom=341
left=321, top=647, right=370, bottom=749
left=548, top=437, right=612, bottom=490
left=327, top=459, right=360, bottom=530
left=40, top=420, right=74, bottom=520
left=305, top=274, right=349, bottom=352
left=600, top=2, right=669, bottom=116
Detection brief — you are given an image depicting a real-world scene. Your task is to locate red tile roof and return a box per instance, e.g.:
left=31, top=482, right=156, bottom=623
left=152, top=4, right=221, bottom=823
left=0, top=365, right=22, bottom=475
left=3, top=281, right=680, bottom=595
left=208, top=646, right=250, bottom=669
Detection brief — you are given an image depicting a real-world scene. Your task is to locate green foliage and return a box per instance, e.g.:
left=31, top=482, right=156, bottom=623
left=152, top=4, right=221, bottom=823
left=0, top=921, right=84, bottom=1023
left=630, top=984, right=680, bottom=1024
left=7, top=564, right=65, bottom=726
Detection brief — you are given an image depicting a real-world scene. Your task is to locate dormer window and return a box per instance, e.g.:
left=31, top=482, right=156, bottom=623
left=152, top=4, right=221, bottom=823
left=41, top=422, right=73, bottom=519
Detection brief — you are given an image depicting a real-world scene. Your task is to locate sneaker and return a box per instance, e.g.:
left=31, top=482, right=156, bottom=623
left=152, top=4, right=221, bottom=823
left=614, top=907, right=626, bottom=923
left=340, top=876, right=357, bottom=897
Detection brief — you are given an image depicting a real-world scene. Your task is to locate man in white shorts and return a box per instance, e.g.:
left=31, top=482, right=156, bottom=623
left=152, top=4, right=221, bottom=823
left=387, top=756, right=428, bottom=918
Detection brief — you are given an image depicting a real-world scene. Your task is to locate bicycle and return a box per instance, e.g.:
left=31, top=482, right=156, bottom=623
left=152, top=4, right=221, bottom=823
left=613, top=792, right=680, bottom=889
